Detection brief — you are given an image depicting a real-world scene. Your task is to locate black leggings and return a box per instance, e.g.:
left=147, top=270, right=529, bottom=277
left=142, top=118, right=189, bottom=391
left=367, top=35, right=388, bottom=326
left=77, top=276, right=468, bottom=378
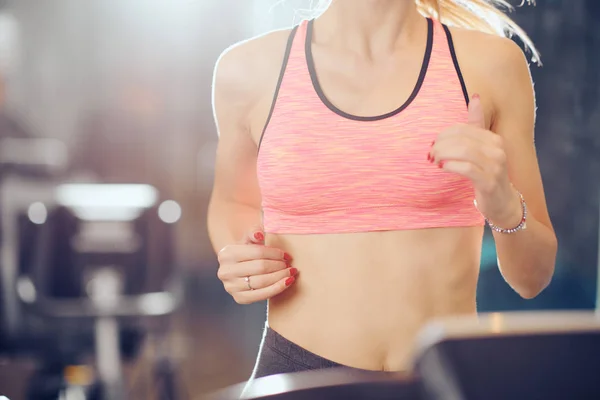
left=250, top=327, right=345, bottom=379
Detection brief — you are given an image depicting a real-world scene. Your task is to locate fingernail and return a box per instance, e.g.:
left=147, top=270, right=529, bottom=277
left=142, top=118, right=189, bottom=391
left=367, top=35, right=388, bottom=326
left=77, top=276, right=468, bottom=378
left=285, top=277, right=295, bottom=287
left=438, top=161, right=445, bottom=168
left=283, top=253, right=292, bottom=261
left=254, top=232, right=264, bottom=241
left=289, top=267, right=298, bottom=276
left=427, top=153, right=431, bottom=161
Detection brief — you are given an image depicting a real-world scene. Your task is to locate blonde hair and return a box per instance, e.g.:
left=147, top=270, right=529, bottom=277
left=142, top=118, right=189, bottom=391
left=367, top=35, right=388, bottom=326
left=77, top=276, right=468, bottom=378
left=309, top=0, right=540, bottom=64
left=417, top=0, right=539, bottom=64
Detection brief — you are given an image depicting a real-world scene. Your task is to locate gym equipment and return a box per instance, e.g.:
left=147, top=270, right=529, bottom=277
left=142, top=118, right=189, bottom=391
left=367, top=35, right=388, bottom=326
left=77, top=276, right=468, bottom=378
left=211, top=312, right=600, bottom=400
left=0, top=138, right=183, bottom=400
left=0, top=137, right=68, bottom=350
left=19, top=184, right=182, bottom=400
left=208, top=368, right=422, bottom=400
left=414, top=311, right=600, bottom=400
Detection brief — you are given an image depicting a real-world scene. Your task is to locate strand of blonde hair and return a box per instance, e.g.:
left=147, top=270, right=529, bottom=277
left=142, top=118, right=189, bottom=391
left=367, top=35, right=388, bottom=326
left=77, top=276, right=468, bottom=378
left=416, top=0, right=540, bottom=64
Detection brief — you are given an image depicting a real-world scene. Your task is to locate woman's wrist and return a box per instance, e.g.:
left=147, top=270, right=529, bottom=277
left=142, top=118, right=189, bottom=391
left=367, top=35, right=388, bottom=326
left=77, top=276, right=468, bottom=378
left=475, top=187, right=527, bottom=232
left=490, top=189, right=525, bottom=229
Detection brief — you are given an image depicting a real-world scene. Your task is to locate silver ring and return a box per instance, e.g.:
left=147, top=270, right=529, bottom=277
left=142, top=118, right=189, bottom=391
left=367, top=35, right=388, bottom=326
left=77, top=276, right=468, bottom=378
left=245, top=276, right=254, bottom=291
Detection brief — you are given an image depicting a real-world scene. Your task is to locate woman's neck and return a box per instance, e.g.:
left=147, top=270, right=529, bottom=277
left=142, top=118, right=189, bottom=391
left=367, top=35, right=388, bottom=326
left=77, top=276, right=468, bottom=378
left=316, top=0, right=424, bottom=57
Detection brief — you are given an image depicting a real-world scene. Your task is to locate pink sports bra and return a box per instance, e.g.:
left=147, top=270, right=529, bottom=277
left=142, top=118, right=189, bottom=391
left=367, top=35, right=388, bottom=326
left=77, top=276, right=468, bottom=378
left=257, top=18, right=485, bottom=234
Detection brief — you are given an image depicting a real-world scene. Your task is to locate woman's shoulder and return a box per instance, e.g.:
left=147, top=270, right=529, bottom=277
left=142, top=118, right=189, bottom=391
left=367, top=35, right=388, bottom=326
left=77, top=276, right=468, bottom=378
left=446, top=25, right=534, bottom=116
left=446, top=25, right=532, bottom=79
left=443, top=25, right=534, bottom=126
left=213, top=27, right=297, bottom=109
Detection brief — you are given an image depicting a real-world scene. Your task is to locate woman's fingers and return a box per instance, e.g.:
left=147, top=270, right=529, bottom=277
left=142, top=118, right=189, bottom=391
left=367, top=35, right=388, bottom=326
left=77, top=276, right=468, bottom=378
left=216, top=239, right=297, bottom=305
left=225, top=266, right=298, bottom=293
left=232, top=275, right=297, bottom=305
left=218, top=258, right=290, bottom=282
left=218, top=244, right=290, bottom=264
left=243, top=227, right=265, bottom=245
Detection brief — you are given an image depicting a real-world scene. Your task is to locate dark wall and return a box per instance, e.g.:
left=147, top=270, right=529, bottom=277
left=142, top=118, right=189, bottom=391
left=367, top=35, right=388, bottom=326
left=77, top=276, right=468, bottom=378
left=477, top=0, right=599, bottom=311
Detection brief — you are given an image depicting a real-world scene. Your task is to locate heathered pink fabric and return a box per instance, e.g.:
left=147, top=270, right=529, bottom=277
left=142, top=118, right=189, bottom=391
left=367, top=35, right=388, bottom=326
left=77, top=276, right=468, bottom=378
left=257, top=19, right=485, bottom=234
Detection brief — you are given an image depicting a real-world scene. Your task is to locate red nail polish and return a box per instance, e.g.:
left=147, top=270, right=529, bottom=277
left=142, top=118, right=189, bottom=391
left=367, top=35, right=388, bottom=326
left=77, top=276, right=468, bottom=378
left=289, top=267, right=298, bottom=276
left=284, top=253, right=292, bottom=261
left=254, top=232, right=264, bottom=241
left=438, top=161, right=445, bottom=168
left=427, top=153, right=431, bottom=161
left=285, top=277, right=295, bottom=287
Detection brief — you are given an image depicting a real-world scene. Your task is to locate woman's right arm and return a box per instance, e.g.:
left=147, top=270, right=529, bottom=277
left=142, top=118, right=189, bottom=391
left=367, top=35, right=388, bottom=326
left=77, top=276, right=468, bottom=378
left=208, top=33, right=298, bottom=304
left=207, top=44, right=264, bottom=253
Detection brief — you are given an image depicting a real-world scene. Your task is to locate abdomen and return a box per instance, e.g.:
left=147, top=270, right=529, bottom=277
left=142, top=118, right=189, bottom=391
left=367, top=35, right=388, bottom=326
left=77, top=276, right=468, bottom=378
left=266, top=226, right=483, bottom=371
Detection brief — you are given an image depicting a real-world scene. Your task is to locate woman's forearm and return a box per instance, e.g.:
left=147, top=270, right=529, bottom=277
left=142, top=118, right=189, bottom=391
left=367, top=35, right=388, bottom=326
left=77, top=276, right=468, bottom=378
left=207, top=198, right=262, bottom=253
left=493, top=216, right=557, bottom=299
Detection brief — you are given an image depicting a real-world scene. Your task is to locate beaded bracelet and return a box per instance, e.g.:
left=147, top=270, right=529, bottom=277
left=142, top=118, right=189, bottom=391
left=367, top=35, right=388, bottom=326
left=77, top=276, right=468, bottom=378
left=474, top=190, right=528, bottom=234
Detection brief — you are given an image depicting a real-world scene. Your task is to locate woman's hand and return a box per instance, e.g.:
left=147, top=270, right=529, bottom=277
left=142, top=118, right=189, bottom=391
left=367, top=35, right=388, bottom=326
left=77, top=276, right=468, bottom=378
left=428, top=95, right=522, bottom=227
left=217, top=227, right=298, bottom=304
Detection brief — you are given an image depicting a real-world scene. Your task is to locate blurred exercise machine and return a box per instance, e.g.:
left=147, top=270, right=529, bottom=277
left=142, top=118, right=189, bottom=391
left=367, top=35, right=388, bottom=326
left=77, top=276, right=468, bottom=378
left=415, top=312, right=600, bottom=400
left=0, top=138, right=183, bottom=400
left=210, top=312, right=600, bottom=400
left=1, top=137, right=68, bottom=347
left=211, top=368, right=419, bottom=400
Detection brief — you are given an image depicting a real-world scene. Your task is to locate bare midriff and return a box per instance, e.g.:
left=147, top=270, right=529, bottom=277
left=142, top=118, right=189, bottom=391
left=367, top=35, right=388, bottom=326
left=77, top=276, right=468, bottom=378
left=266, top=227, right=483, bottom=372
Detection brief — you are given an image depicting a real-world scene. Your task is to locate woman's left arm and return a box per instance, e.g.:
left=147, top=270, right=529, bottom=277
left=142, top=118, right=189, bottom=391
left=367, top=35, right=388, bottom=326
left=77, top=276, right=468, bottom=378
left=487, top=42, right=557, bottom=299
left=430, top=39, right=557, bottom=299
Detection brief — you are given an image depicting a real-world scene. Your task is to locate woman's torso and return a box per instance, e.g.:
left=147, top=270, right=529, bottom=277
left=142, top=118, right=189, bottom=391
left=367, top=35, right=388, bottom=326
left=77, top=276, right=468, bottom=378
left=244, top=17, right=495, bottom=371
left=266, top=229, right=481, bottom=371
